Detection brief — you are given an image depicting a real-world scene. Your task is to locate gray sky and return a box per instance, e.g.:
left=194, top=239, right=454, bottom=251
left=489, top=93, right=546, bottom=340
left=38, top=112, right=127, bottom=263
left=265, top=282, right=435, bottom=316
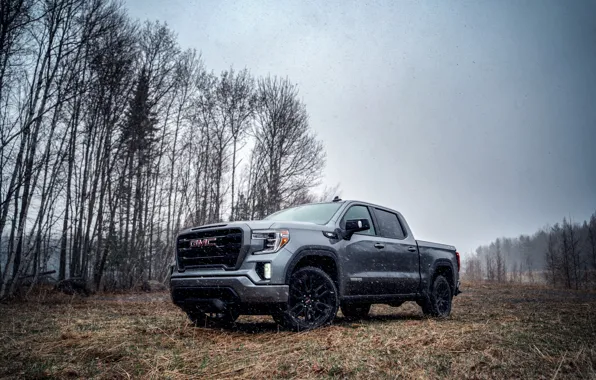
left=126, top=0, right=596, bottom=255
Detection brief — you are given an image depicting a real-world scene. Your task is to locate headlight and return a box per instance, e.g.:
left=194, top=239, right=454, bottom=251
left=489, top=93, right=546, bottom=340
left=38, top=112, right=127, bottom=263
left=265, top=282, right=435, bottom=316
left=252, top=229, right=290, bottom=254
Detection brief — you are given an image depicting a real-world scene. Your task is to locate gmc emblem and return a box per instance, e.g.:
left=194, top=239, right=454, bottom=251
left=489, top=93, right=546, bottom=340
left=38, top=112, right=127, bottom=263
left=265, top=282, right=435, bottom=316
left=189, top=237, right=217, bottom=247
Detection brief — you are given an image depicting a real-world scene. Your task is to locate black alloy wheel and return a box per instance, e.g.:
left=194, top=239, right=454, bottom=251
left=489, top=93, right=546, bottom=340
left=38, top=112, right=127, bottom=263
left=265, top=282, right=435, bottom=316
left=435, top=280, right=451, bottom=315
left=274, top=266, right=339, bottom=331
left=422, top=274, right=452, bottom=318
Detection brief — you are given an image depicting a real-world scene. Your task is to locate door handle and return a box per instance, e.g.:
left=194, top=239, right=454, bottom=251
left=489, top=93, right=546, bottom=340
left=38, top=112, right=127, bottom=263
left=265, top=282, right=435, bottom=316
left=407, top=246, right=417, bottom=252
left=374, top=243, right=385, bottom=249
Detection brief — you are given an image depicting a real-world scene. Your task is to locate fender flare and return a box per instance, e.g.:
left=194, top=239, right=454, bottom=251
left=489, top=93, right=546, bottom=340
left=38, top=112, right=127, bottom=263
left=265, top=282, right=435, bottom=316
left=429, top=259, right=456, bottom=290
left=284, top=246, right=341, bottom=289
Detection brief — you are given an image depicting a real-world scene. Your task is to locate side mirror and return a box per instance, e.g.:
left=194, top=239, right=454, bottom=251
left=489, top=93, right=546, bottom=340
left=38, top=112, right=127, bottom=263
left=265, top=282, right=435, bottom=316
left=344, top=218, right=371, bottom=240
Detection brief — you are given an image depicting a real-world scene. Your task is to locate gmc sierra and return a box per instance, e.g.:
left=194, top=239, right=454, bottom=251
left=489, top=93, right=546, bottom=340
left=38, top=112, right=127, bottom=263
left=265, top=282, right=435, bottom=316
left=170, top=198, right=461, bottom=331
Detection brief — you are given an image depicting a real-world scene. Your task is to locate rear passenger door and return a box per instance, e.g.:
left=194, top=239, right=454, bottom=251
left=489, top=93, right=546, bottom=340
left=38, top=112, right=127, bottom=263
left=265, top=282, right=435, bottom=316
left=371, top=208, right=420, bottom=294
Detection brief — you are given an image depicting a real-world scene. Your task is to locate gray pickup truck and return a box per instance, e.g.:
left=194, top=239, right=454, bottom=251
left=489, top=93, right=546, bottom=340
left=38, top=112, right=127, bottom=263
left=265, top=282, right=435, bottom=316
left=170, top=198, right=461, bottom=330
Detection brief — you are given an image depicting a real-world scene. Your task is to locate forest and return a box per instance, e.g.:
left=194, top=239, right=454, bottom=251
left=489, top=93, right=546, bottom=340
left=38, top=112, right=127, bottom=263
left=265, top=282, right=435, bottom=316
left=0, top=0, right=334, bottom=298
left=464, top=212, right=596, bottom=289
left=2, top=0, right=595, bottom=302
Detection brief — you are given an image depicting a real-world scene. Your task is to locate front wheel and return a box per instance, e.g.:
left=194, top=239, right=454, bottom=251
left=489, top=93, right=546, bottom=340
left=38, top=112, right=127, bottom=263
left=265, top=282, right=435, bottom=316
left=276, top=266, right=339, bottom=331
left=421, top=275, right=452, bottom=318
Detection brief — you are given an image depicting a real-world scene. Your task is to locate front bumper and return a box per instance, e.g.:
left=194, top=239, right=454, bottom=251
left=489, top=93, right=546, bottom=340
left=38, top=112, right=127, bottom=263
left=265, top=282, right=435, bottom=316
left=170, top=276, right=289, bottom=310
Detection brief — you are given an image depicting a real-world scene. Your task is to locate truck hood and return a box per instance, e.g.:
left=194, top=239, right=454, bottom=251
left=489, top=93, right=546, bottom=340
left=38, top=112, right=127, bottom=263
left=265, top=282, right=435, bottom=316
left=233, top=220, right=326, bottom=231
left=178, top=220, right=329, bottom=235
left=267, top=221, right=327, bottom=231
left=240, top=220, right=276, bottom=230
left=179, top=220, right=326, bottom=234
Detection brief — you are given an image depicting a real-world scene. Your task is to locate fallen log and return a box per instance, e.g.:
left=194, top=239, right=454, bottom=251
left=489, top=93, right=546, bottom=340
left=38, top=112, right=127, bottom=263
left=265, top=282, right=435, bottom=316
left=55, top=278, right=91, bottom=297
left=19, top=270, right=57, bottom=280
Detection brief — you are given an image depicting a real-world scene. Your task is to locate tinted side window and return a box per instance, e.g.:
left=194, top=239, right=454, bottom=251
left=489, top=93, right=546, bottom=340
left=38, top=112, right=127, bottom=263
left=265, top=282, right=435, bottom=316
left=341, top=205, right=376, bottom=235
left=374, top=208, right=406, bottom=239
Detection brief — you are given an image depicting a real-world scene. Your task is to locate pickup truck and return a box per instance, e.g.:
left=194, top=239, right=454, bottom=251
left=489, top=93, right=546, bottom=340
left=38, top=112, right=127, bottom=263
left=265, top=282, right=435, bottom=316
left=170, top=198, right=461, bottom=331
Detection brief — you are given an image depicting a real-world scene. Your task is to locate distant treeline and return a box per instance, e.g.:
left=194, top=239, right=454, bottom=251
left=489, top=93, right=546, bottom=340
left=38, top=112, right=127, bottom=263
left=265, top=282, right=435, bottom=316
left=0, top=0, right=335, bottom=298
left=464, top=212, right=596, bottom=289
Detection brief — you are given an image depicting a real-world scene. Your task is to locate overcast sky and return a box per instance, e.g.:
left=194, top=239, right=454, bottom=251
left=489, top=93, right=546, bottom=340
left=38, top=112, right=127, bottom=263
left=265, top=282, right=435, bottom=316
left=125, top=0, right=596, bottom=255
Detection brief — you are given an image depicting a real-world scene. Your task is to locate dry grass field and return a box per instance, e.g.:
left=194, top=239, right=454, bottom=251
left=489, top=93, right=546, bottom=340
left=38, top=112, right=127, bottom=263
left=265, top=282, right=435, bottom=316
left=1, top=281, right=595, bottom=379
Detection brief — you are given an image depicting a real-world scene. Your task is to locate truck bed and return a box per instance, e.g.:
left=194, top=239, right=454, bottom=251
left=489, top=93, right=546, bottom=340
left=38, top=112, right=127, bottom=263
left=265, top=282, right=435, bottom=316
left=416, top=240, right=456, bottom=252
left=416, top=239, right=460, bottom=295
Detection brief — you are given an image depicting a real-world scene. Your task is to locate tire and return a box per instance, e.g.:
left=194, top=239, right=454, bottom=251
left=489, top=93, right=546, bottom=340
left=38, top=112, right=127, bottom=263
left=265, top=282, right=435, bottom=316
left=421, top=275, right=452, bottom=318
left=341, top=303, right=371, bottom=320
left=187, top=308, right=239, bottom=328
left=276, top=266, right=339, bottom=331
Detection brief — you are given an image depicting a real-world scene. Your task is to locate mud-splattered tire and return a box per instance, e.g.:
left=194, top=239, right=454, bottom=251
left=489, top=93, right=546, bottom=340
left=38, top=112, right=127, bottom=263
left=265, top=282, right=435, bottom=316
left=421, top=275, right=452, bottom=318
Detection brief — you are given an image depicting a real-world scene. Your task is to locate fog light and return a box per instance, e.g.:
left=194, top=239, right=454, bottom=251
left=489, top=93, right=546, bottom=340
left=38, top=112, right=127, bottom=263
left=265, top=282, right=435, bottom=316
left=264, top=263, right=271, bottom=280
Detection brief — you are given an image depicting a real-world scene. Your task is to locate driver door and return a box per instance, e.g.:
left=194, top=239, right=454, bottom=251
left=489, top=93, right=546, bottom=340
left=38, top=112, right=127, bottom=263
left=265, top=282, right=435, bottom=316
left=340, top=204, right=392, bottom=296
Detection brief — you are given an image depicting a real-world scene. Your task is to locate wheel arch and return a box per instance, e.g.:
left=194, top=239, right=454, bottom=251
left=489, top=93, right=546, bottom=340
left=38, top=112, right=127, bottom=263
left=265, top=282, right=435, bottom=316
left=430, top=259, right=456, bottom=294
left=284, top=247, right=341, bottom=291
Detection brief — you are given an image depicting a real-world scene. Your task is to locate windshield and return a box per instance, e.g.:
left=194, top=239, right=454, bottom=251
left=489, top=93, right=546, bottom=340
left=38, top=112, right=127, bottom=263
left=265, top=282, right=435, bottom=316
left=263, top=202, right=343, bottom=225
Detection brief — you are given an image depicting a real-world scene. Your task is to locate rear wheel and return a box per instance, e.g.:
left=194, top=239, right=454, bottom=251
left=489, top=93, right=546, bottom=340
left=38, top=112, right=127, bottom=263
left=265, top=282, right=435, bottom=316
left=276, top=266, right=339, bottom=331
left=340, top=303, right=371, bottom=320
left=421, top=275, right=452, bottom=318
left=187, top=309, right=239, bottom=328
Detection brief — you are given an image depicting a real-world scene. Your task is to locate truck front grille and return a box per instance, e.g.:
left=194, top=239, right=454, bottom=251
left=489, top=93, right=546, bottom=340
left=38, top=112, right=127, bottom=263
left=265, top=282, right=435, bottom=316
left=176, top=228, right=243, bottom=270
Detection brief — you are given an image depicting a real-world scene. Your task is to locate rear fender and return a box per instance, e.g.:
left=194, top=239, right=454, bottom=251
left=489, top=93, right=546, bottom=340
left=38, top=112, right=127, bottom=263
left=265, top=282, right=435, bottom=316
left=427, top=259, right=456, bottom=294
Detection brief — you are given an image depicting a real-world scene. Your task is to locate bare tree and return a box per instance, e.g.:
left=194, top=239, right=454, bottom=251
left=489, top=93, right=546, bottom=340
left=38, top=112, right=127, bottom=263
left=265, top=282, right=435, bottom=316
left=566, top=218, right=582, bottom=289
left=216, top=68, right=255, bottom=221
left=495, top=238, right=505, bottom=282
left=0, top=1, right=329, bottom=296
left=545, top=226, right=559, bottom=286
left=251, top=76, right=325, bottom=217
left=463, top=253, right=483, bottom=281
left=588, top=213, right=596, bottom=287
left=1, top=0, right=89, bottom=298
left=559, top=218, right=573, bottom=289
left=509, top=261, right=522, bottom=283
left=479, top=246, right=495, bottom=282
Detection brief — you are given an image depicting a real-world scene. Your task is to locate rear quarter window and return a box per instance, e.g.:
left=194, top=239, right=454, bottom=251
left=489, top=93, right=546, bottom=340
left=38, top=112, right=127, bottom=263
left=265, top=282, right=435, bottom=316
left=373, top=208, right=406, bottom=239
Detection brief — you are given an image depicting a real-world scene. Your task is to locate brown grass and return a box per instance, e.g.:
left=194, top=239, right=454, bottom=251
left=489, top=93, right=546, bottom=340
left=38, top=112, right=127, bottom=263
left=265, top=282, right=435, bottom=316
left=1, top=282, right=595, bottom=379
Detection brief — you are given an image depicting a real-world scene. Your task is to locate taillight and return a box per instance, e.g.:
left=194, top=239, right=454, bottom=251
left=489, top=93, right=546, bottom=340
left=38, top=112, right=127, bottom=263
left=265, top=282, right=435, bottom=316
left=456, top=251, right=460, bottom=272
